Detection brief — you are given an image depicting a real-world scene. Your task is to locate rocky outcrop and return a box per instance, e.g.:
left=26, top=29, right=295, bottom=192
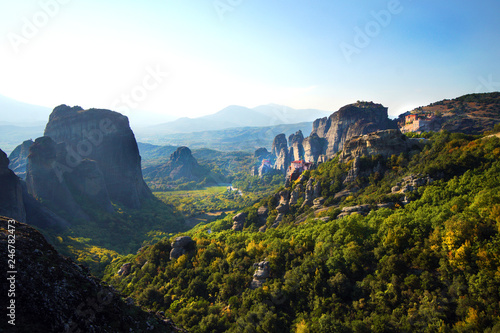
left=254, top=147, right=271, bottom=159
left=26, top=136, right=102, bottom=221
left=43, top=105, right=152, bottom=209
left=144, top=146, right=208, bottom=182
left=170, top=236, right=195, bottom=260
left=250, top=261, right=270, bottom=289
left=312, top=197, right=325, bottom=209
left=337, top=205, right=371, bottom=219
left=0, top=146, right=70, bottom=229
left=271, top=134, right=288, bottom=156
left=311, top=102, right=398, bottom=159
left=344, top=156, right=361, bottom=184
left=288, top=130, right=305, bottom=161
left=302, top=178, right=316, bottom=207
left=276, top=190, right=290, bottom=214
left=257, top=206, right=269, bottom=225
left=257, top=162, right=273, bottom=178
left=0, top=217, right=183, bottom=333
left=392, top=174, right=433, bottom=204
left=303, top=133, right=327, bottom=164
left=265, top=101, right=398, bottom=176
left=340, top=129, right=423, bottom=163
left=117, top=262, right=132, bottom=276
left=8, top=139, right=33, bottom=179
left=0, top=149, right=26, bottom=222
left=232, top=212, right=247, bottom=231
left=289, top=184, right=303, bottom=205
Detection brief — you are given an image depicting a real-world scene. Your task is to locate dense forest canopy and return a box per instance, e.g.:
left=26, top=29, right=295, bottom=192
left=102, top=130, right=500, bottom=332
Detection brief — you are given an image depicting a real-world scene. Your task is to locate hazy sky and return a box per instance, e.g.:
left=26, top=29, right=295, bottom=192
left=1, top=0, right=499, bottom=124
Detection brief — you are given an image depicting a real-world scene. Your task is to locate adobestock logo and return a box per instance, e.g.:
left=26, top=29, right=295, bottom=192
left=112, top=65, right=169, bottom=112
left=7, top=0, right=72, bottom=54
left=213, top=0, right=244, bottom=21
left=475, top=75, right=500, bottom=93
left=340, top=0, right=404, bottom=63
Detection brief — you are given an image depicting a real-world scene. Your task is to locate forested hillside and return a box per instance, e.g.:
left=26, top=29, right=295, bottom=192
left=103, top=128, right=500, bottom=332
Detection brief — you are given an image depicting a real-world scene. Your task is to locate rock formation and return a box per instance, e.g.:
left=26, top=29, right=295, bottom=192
left=170, top=236, right=195, bottom=260
left=0, top=217, right=183, bottom=333
left=250, top=261, right=270, bottom=289
left=232, top=212, right=247, bottom=231
left=0, top=146, right=70, bottom=230
left=254, top=147, right=271, bottom=159
left=0, top=149, right=26, bottom=222
left=337, top=205, right=371, bottom=219
left=25, top=136, right=108, bottom=220
left=257, top=161, right=273, bottom=178
left=310, top=102, right=398, bottom=159
left=303, top=133, right=327, bottom=164
left=117, top=262, right=132, bottom=276
left=271, top=134, right=288, bottom=156
left=144, top=146, right=207, bottom=182
left=288, top=130, right=305, bottom=161
left=261, top=101, right=398, bottom=176
left=257, top=206, right=269, bottom=226
left=8, top=139, right=33, bottom=179
left=340, top=129, right=423, bottom=163
left=43, top=105, right=152, bottom=209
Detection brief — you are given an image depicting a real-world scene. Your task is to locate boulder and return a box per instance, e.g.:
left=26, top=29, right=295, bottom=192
left=289, top=184, right=303, bottom=205
left=312, top=197, right=325, bottom=209
left=250, top=261, right=270, bottom=289
left=117, top=263, right=132, bottom=276
left=276, top=190, right=290, bottom=214
left=169, top=236, right=194, bottom=260
left=338, top=205, right=371, bottom=219
left=257, top=206, right=269, bottom=225
left=232, top=212, right=247, bottom=231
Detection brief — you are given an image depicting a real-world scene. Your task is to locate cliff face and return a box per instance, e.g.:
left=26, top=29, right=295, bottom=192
left=288, top=130, right=305, bottom=161
left=0, top=217, right=182, bottom=333
left=340, top=129, right=424, bottom=163
left=43, top=105, right=152, bottom=209
left=8, top=139, right=33, bottom=179
left=0, top=147, right=69, bottom=229
left=0, top=149, right=26, bottom=222
left=26, top=136, right=93, bottom=221
left=311, top=102, right=398, bottom=159
left=264, top=102, right=398, bottom=173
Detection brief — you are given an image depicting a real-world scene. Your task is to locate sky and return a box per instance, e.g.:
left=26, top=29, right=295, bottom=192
left=0, top=0, right=499, bottom=126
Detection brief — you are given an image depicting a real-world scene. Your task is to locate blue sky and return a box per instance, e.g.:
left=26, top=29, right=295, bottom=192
left=0, top=0, right=499, bottom=125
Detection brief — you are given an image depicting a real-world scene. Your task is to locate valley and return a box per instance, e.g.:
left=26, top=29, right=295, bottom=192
left=1, top=92, right=500, bottom=332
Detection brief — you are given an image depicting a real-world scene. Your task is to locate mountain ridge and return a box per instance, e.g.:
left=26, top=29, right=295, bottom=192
left=137, top=104, right=330, bottom=135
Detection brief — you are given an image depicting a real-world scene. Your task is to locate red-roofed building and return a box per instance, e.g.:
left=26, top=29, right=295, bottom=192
left=289, top=160, right=312, bottom=173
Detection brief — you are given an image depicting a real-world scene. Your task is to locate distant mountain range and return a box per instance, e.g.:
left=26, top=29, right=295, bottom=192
left=135, top=104, right=330, bottom=136
left=0, top=97, right=327, bottom=154
left=0, top=94, right=51, bottom=125
left=137, top=122, right=316, bottom=152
